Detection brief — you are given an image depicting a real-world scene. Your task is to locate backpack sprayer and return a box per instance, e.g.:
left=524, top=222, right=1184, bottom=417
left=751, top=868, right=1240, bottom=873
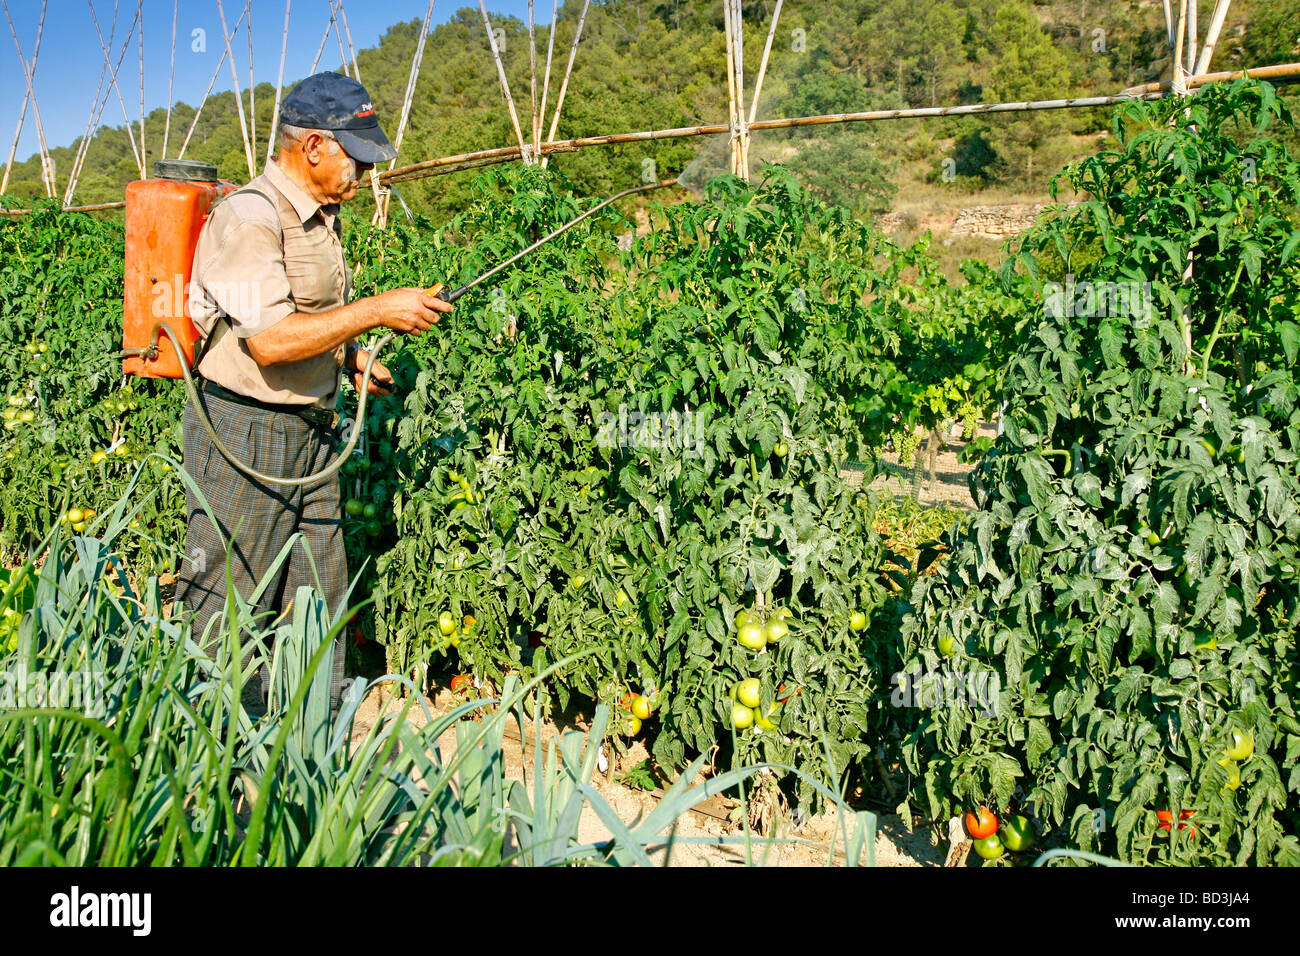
left=120, top=159, right=683, bottom=486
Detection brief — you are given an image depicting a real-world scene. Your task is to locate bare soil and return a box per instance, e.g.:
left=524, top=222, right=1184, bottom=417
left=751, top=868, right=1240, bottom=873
left=350, top=682, right=947, bottom=867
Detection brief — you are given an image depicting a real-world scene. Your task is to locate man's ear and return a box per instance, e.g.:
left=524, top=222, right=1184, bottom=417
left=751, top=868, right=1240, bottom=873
left=302, top=131, right=328, bottom=166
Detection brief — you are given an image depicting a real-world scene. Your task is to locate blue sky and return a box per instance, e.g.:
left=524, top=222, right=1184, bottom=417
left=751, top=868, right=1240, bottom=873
left=1, top=1, right=551, bottom=160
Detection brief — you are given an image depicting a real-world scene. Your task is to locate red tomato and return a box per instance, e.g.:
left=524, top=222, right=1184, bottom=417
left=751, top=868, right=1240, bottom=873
left=450, top=675, right=474, bottom=693
left=965, top=806, right=999, bottom=839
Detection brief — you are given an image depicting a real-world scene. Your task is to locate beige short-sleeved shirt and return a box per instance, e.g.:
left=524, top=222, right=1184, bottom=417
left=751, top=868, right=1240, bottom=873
left=189, top=160, right=353, bottom=409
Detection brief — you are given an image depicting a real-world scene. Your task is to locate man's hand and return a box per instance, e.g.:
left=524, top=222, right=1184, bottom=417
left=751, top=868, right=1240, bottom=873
left=349, top=350, right=394, bottom=396
left=375, top=287, right=452, bottom=335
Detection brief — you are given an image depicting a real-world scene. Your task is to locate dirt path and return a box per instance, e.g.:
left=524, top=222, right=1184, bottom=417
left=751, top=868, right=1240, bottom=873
left=350, top=682, right=946, bottom=867
left=841, top=420, right=997, bottom=510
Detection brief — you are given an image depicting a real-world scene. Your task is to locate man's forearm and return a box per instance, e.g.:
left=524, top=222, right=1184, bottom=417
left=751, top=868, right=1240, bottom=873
left=246, top=299, right=380, bottom=366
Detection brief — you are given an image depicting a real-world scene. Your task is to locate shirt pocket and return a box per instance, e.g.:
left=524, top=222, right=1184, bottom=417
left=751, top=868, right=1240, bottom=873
left=282, top=222, right=343, bottom=314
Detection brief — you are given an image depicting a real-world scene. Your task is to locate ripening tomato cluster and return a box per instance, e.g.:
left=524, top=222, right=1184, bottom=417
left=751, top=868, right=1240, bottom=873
left=435, top=610, right=476, bottom=649
left=729, top=678, right=800, bottom=734
left=617, top=690, right=656, bottom=737
left=733, top=606, right=791, bottom=652
left=965, top=806, right=1035, bottom=862
left=344, top=496, right=390, bottom=537
left=59, top=506, right=97, bottom=534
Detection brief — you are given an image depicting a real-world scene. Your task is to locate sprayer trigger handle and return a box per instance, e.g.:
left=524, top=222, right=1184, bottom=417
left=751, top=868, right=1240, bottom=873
left=424, top=282, right=446, bottom=301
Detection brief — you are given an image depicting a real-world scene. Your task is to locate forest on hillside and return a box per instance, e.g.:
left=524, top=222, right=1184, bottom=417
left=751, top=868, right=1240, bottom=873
left=2, top=0, right=1297, bottom=221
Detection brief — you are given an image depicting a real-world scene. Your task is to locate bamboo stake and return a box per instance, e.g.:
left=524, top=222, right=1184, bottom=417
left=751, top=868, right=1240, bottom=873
left=1187, top=0, right=1199, bottom=76
left=538, top=0, right=558, bottom=162
left=1172, top=0, right=1188, bottom=93
left=1194, top=0, right=1232, bottom=75
left=478, top=0, right=530, bottom=162
left=215, top=0, right=255, bottom=179
left=1, top=87, right=28, bottom=195
left=267, top=0, right=293, bottom=166
left=1171, top=0, right=1194, bottom=367
left=162, top=0, right=178, bottom=158
left=732, top=0, right=749, bottom=178
left=528, top=0, right=539, bottom=157
left=309, top=8, right=333, bottom=74
left=246, top=0, right=255, bottom=166
left=1161, top=0, right=1176, bottom=51
left=87, top=0, right=143, bottom=177
left=335, top=0, right=363, bottom=82
left=68, top=1, right=138, bottom=203
left=375, top=0, right=436, bottom=227
left=3, top=0, right=55, bottom=197
left=137, top=0, right=146, bottom=174
left=723, top=0, right=739, bottom=176
left=543, top=0, right=590, bottom=165
left=178, top=5, right=248, bottom=159
left=748, top=0, right=782, bottom=125
left=330, top=1, right=351, bottom=77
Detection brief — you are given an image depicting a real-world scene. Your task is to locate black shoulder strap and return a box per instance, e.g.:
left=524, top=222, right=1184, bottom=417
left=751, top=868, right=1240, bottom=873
left=192, top=186, right=288, bottom=372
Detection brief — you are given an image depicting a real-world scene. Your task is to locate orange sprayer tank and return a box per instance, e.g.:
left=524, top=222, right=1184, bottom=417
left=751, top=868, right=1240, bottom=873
left=123, top=159, right=237, bottom=378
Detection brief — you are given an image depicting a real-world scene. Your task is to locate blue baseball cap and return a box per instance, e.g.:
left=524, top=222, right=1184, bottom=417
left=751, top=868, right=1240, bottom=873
left=279, top=72, right=397, bottom=164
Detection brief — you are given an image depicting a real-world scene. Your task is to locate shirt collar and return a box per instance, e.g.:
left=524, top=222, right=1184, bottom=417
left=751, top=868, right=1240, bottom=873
left=264, top=160, right=335, bottom=224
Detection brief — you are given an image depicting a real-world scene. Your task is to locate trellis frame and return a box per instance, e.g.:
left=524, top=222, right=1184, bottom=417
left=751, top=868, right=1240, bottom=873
left=3, top=0, right=1296, bottom=217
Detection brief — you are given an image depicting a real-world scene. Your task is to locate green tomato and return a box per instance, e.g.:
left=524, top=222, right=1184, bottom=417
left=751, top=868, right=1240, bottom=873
left=973, top=835, right=1005, bottom=860
left=363, top=503, right=379, bottom=520
left=1226, top=728, right=1254, bottom=761
left=615, top=588, right=630, bottom=609
left=569, top=574, right=587, bottom=590
left=999, top=815, right=1034, bottom=852
left=438, top=611, right=456, bottom=637
left=737, top=622, right=767, bottom=650
left=773, top=442, right=788, bottom=458
left=937, top=635, right=955, bottom=657
left=345, top=498, right=365, bottom=518
left=735, top=609, right=755, bottom=628
left=364, top=520, right=382, bottom=536
left=763, top=618, right=789, bottom=643
left=849, top=610, right=868, bottom=631
left=731, top=703, right=755, bottom=730
left=735, top=678, right=761, bottom=709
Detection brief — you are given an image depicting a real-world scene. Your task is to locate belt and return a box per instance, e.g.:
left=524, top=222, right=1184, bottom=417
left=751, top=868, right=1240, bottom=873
left=200, top=379, right=338, bottom=431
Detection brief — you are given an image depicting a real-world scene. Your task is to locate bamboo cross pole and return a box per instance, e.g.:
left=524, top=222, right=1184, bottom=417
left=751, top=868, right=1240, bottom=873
left=380, top=59, right=1300, bottom=188
left=478, top=0, right=531, bottom=162
left=267, top=0, right=293, bottom=166
left=215, top=0, right=255, bottom=179
left=3, top=0, right=55, bottom=197
left=67, top=0, right=139, bottom=203
left=162, top=0, right=178, bottom=158
left=542, top=0, right=590, bottom=167
left=87, top=0, right=143, bottom=177
left=374, top=0, right=436, bottom=227
left=178, top=4, right=248, bottom=159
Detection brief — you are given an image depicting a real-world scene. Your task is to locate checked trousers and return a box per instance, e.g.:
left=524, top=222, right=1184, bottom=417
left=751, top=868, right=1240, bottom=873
left=175, top=391, right=349, bottom=709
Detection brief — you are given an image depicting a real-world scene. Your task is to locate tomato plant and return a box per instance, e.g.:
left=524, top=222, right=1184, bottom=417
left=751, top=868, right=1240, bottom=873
left=897, top=81, right=1300, bottom=865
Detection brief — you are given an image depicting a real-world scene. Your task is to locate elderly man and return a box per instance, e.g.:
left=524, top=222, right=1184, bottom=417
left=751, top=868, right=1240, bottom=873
left=177, top=72, right=451, bottom=710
